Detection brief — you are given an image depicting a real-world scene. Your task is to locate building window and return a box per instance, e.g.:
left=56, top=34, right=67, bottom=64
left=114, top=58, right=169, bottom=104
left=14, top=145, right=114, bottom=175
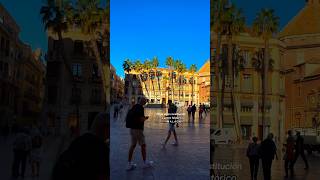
left=72, top=63, right=82, bottom=77
left=74, top=41, right=84, bottom=54
left=5, top=40, right=10, bottom=56
left=71, top=86, right=81, bottom=104
left=92, top=64, right=100, bottom=78
left=91, top=88, right=101, bottom=104
left=0, top=37, right=4, bottom=51
left=243, top=50, right=249, bottom=67
left=48, top=86, right=57, bottom=104
left=242, top=74, right=252, bottom=92
left=3, top=63, right=8, bottom=78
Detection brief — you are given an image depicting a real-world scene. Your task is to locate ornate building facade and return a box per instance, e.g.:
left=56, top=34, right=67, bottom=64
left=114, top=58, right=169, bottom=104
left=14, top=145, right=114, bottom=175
left=45, top=28, right=108, bottom=135
left=110, top=64, right=124, bottom=103
left=0, top=4, right=45, bottom=128
left=124, top=61, right=209, bottom=106
left=281, top=0, right=320, bottom=133
left=211, top=31, right=286, bottom=140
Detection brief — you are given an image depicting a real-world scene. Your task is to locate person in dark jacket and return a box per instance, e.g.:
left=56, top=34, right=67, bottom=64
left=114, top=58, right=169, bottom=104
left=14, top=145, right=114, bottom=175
left=293, top=131, right=309, bottom=169
left=284, top=130, right=295, bottom=178
left=247, top=137, right=260, bottom=180
left=259, top=133, right=278, bottom=180
left=52, top=112, right=110, bottom=180
left=191, top=104, right=196, bottom=120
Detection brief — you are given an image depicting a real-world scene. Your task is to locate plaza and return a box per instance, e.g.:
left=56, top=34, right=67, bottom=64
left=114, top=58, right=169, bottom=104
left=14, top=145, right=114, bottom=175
left=110, top=106, right=210, bottom=180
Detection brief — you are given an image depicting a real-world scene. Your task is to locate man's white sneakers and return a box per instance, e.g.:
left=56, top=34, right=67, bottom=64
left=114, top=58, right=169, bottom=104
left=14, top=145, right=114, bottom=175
left=126, top=162, right=137, bottom=171
left=126, top=161, right=154, bottom=170
left=171, top=142, right=178, bottom=146
left=143, top=161, right=154, bottom=169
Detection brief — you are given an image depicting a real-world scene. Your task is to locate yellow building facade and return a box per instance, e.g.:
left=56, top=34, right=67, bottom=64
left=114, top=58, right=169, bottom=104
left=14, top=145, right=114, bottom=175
left=211, top=32, right=286, bottom=141
left=281, top=0, right=320, bottom=132
left=125, top=61, right=210, bottom=106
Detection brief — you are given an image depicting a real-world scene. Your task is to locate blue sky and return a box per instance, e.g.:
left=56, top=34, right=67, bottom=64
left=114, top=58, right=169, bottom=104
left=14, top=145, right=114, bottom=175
left=110, top=0, right=210, bottom=77
left=0, top=0, right=47, bottom=51
left=0, top=0, right=305, bottom=77
left=0, top=0, right=107, bottom=53
left=232, top=0, right=305, bottom=30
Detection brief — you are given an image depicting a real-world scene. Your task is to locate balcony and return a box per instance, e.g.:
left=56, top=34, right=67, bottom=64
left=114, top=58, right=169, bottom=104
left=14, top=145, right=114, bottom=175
left=72, top=76, right=84, bottom=83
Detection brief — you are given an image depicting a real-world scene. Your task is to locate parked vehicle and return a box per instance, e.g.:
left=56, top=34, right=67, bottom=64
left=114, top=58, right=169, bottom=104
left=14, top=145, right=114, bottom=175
left=211, top=128, right=236, bottom=144
left=293, top=128, right=320, bottom=154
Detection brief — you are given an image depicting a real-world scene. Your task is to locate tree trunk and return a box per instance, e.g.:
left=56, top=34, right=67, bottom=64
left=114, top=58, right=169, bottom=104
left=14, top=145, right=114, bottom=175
left=215, top=32, right=222, bottom=128
left=220, top=70, right=225, bottom=128
left=171, top=71, right=174, bottom=101
left=151, top=78, right=156, bottom=102
left=262, top=39, right=269, bottom=139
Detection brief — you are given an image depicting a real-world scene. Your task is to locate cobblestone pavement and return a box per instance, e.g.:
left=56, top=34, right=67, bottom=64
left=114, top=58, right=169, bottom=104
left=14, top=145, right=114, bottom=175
left=110, top=106, right=210, bottom=180
left=213, top=144, right=320, bottom=180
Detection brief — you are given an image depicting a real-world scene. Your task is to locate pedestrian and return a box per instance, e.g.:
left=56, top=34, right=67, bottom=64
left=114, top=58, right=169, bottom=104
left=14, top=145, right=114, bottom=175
left=292, top=131, right=309, bottom=170
left=283, top=130, right=295, bottom=178
left=199, top=103, right=203, bottom=119
left=259, top=133, right=278, bottom=180
left=113, top=104, right=119, bottom=120
left=191, top=104, right=196, bottom=120
left=187, top=105, right=192, bottom=120
left=125, top=97, right=153, bottom=170
left=202, top=104, right=207, bottom=116
left=162, top=100, right=179, bottom=148
left=30, top=132, right=43, bottom=178
left=11, top=127, right=32, bottom=179
left=52, top=112, right=110, bottom=180
left=247, top=137, right=260, bottom=180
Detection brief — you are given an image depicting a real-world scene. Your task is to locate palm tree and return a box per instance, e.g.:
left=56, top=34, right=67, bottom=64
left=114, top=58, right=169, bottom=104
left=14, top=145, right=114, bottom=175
left=211, top=0, right=231, bottom=128
left=134, top=60, right=149, bottom=99
left=166, top=56, right=175, bottom=101
left=175, top=60, right=187, bottom=103
left=41, top=0, right=73, bottom=134
left=162, top=75, right=170, bottom=104
left=189, top=64, right=197, bottom=104
left=252, top=8, right=279, bottom=138
left=40, top=0, right=71, bottom=73
left=122, top=59, right=134, bottom=101
left=252, top=48, right=274, bottom=82
left=151, top=57, right=159, bottom=102
left=72, top=0, right=110, bottom=105
left=123, top=59, right=133, bottom=74
left=220, top=3, right=246, bottom=142
left=143, top=59, right=154, bottom=101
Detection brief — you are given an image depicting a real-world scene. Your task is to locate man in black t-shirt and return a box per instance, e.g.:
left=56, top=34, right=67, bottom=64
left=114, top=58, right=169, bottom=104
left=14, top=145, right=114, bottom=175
left=127, top=97, right=153, bottom=170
